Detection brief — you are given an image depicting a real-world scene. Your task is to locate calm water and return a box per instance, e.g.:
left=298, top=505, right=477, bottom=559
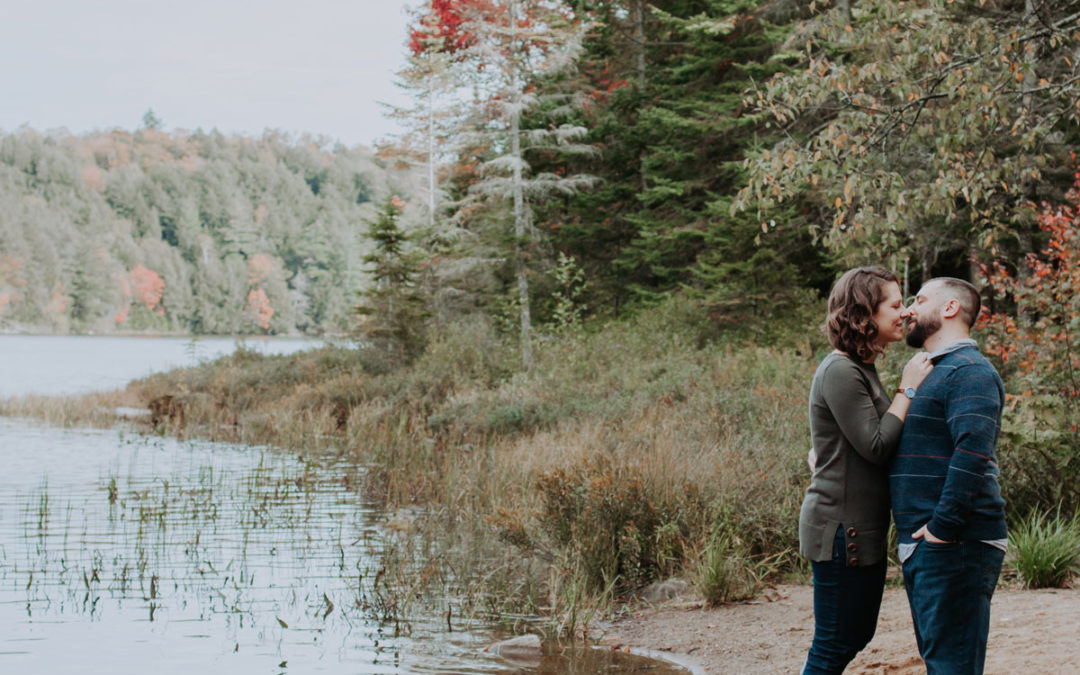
left=0, top=335, right=323, bottom=397
left=0, top=337, right=688, bottom=674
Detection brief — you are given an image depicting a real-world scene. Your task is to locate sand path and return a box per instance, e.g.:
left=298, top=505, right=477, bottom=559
left=601, top=584, right=1080, bottom=674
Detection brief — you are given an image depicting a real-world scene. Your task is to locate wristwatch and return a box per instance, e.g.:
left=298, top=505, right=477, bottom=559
left=897, top=387, right=916, bottom=399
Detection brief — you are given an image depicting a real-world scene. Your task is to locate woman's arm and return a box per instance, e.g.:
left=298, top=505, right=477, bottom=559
left=820, top=353, right=931, bottom=465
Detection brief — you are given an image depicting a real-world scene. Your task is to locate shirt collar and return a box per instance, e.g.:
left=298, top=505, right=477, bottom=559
left=929, top=338, right=977, bottom=361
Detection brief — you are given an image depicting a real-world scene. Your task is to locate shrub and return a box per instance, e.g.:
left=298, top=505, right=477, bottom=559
left=524, top=457, right=704, bottom=595
left=693, top=537, right=757, bottom=605
left=1009, top=506, right=1080, bottom=589
left=998, top=401, right=1080, bottom=517
left=980, top=175, right=1080, bottom=516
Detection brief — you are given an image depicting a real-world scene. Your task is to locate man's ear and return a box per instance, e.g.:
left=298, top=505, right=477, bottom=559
left=941, top=297, right=961, bottom=319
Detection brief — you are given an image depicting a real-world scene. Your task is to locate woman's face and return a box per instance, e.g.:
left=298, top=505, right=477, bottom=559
left=872, top=281, right=909, bottom=346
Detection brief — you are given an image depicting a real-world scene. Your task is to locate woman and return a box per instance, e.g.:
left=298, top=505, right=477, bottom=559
left=800, top=266, right=933, bottom=674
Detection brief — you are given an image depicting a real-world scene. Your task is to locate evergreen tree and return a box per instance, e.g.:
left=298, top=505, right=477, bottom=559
left=355, top=196, right=430, bottom=360
left=541, top=0, right=828, bottom=321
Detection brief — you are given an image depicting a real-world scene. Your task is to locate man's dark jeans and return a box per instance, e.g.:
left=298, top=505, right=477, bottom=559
left=803, top=528, right=886, bottom=674
left=902, top=539, right=1005, bottom=675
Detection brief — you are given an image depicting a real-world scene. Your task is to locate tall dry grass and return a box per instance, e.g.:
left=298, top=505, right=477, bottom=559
left=9, top=298, right=840, bottom=626
left=0, top=390, right=142, bottom=428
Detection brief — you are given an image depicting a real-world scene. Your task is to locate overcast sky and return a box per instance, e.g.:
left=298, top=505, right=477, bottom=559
left=0, top=0, right=415, bottom=147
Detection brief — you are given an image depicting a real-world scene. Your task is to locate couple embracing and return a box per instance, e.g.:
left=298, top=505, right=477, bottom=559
left=799, top=267, right=1007, bottom=675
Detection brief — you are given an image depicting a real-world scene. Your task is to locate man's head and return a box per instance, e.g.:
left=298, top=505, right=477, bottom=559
left=905, top=277, right=982, bottom=349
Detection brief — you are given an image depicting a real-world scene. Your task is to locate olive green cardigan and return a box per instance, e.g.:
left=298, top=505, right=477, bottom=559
left=799, top=352, right=903, bottom=566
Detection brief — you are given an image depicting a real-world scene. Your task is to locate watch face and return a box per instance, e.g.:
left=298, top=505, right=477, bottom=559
left=905, top=387, right=916, bottom=399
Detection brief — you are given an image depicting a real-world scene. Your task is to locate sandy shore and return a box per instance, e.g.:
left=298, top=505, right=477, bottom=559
left=600, top=584, right=1080, bottom=674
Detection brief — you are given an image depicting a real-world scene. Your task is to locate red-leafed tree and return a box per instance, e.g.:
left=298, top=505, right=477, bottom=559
left=978, top=167, right=1080, bottom=511
left=245, top=287, right=274, bottom=331
left=243, top=253, right=293, bottom=333
left=130, top=264, right=166, bottom=312
left=391, top=1, right=482, bottom=234
left=408, top=0, right=486, bottom=56
left=0, top=255, right=23, bottom=320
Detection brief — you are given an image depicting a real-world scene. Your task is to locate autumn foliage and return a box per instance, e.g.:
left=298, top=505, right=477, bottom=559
left=978, top=169, right=1080, bottom=511
left=246, top=288, right=274, bottom=331
left=113, top=265, right=166, bottom=325
left=0, top=255, right=23, bottom=318
left=131, top=265, right=165, bottom=313
left=980, top=176, right=1080, bottom=407
left=408, top=0, right=486, bottom=56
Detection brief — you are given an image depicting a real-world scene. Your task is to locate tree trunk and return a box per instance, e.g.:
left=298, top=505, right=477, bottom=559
left=509, top=0, right=532, bottom=368
left=427, top=85, right=436, bottom=231
left=631, top=0, right=646, bottom=92
left=632, top=0, right=648, bottom=193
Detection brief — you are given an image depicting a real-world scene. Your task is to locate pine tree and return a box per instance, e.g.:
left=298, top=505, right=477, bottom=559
left=543, top=0, right=828, bottom=320
left=355, top=196, right=430, bottom=361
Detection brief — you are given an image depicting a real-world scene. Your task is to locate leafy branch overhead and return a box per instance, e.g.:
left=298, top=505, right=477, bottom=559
left=734, top=0, right=1080, bottom=267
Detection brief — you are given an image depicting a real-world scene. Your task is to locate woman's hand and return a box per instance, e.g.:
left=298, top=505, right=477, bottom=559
left=900, top=352, right=933, bottom=392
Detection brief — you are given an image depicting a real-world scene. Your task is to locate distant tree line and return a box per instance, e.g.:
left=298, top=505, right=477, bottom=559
left=0, top=125, right=388, bottom=334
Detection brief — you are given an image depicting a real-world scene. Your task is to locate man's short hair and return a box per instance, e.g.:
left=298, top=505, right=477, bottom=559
left=932, top=277, right=981, bottom=328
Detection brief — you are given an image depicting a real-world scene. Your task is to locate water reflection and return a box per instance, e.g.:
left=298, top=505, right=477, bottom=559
left=0, top=420, right=687, bottom=674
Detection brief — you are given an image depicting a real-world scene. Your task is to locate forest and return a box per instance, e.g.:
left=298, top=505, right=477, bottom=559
left=0, top=121, right=388, bottom=334
left=4, top=0, right=1077, bottom=351
left=379, top=0, right=1080, bottom=353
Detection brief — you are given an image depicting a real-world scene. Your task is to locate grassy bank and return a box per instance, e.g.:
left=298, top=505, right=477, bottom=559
left=61, top=299, right=824, bottom=617
left=6, top=297, right=1069, bottom=630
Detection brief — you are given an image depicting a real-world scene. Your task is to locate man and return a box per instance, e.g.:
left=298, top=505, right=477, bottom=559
left=890, top=277, right=1007, bottom=675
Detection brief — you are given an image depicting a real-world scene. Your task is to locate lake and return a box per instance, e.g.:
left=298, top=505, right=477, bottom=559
left=0, top=335, right=324, bottom=397
left=0, top=336, right=688, bottom=674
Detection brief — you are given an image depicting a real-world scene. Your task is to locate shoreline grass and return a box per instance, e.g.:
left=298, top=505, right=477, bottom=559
left=15, top=297, right=1065, bottom=633
left=2, top=300, right=824, bottom=628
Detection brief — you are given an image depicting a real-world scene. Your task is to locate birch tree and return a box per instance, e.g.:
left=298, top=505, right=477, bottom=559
left=388, top=3, right=463, bottom=231
left=451, top=0, right=597, bottom=367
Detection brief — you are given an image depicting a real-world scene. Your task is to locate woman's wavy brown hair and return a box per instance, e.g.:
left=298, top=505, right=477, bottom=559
left=824, top=266, right=901, bottom=362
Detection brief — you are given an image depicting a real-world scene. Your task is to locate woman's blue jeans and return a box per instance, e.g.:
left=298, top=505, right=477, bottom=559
left=802, top=528, right=886, bottom=674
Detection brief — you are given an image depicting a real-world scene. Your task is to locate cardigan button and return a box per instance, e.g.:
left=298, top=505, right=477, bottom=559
left=847, top=542, right=858, bottom=552
left=846, top=527, right=857, bottom=538
left=848, top=557, right=859, bottom=566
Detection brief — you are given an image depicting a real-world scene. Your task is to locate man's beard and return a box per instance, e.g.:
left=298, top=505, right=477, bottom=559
left=906, top=314, right=942, bottom=349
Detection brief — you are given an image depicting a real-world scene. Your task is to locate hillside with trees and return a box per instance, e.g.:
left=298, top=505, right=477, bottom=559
left=0, top=121, right=389, bottom=335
